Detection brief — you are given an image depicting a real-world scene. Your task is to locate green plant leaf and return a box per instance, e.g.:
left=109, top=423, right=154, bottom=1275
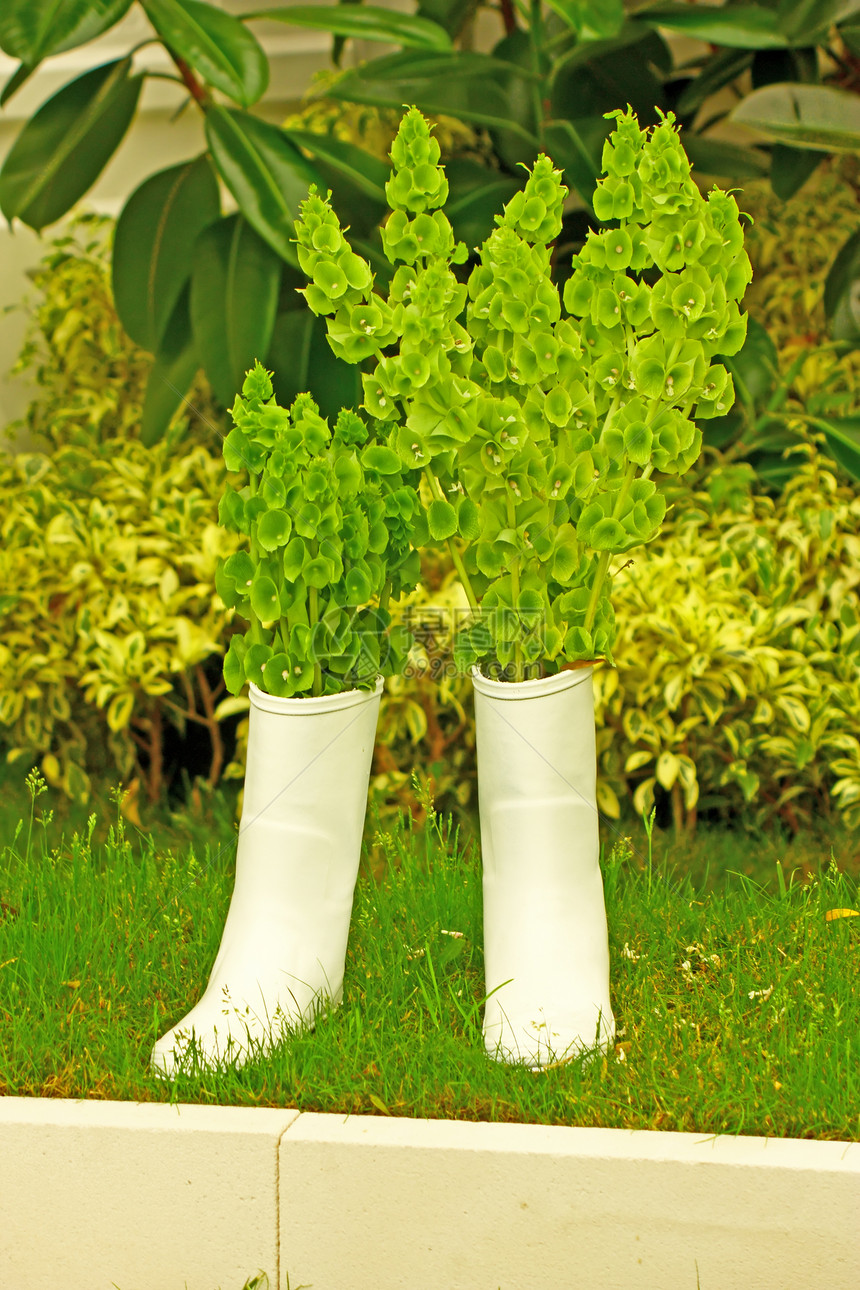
left=0, top=59, right=141, bottom=231
left=190, top=213, right=281, bottom=408
left=0, top=62, right=36, bottom=108
left=281, top=128, right=389, bottom=201
left=267, top=307, right=361, bottom=418
left=543, top=119, right=601, bottom=209
left=140, top=286, right=200, bottom=446
left=636, top=4, right=788, bottom=50
left=323, top=52, right=539, bottom=145
left=246, top=5, right=452, bottom=49
left=0, top=0, right=132, bottom=64
left=112, top=154, right=220, bottom=354
left=732, top=84, right=860, bottom=151
left=812, top=414, right=860, bottom=482
left=205, top=107, right=324, bottom=266
left=427, top=498, right=458, bottom=540
left=675, top=49, right=754, bottom=119
left=776, top=0, right=848, bottom=44
left=544, top=0, right=623, bottom=40
left=824, top=228, right=860, bottom=342
left=682, top=134, right=770, bottom=179
left=445, top=165, right=522, bottom=248
left=769, top=142, right=827, bottom=199
left=141, top=0, right=268, bottom=107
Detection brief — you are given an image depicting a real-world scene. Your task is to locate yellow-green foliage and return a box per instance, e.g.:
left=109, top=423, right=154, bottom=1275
left=596, top=452, right=860, bottom=830
left=0, top=214, right=237, bottom=801
left=738, top=162, right=860, bottom=418
left=0, top=437, right=238, bottom=799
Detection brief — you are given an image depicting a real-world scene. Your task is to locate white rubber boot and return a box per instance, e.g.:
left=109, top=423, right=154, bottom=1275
left=151, top=678, right=382, bottom=1075
left=472, top=666, right=615, bottom=1068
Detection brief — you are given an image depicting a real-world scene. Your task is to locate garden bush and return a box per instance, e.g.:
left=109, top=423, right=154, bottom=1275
left=3, top=193, right=859, bottom=834
left=0, top=217, right=238, bottom=803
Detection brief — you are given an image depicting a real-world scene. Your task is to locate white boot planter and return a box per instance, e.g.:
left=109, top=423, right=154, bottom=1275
left=296, top=108, right=749, bottom=1067
left=151, top=679, right=381, bottom=1074
left=473, top=666, right=614, bottom=1066
left=152, top=368, right=419, bottom=1074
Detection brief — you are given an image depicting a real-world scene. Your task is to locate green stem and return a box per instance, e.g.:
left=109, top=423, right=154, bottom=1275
left=506, top=490, right=524, bottom=682
left=424, top=468, right=480, bottom=611
left=529, top=0, right=546, bottom=148
left=308, top=540, right=322, bottom=697
left=584, top=460, right=638, bottom=634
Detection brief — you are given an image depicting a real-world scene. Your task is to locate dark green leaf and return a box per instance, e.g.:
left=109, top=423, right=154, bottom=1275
left=682, top=134, right=770, bottom=179
left=445, top=162, right=523, bottom=248
left=205, top=107, right=324, bottom=266
left=842, top=22, right=860, bottom=56
left=543, top=119, right=602, bottom=209
left=732, top=83, right=860, bottom=150
left=323, top=51, right=539, bottom=144
left=751, top=45, right=818, bottom=88
left=776, top=0, right=844, bottom=44
left=281, top=128, right=389, bottom=201
left=550, top=29, right=667, bottom=126
left=545, top=0, right=623, bottom=41
left=267, top=308, right=361, bottom=418
left=112, top=154, right=220, bottom=353
left=824, top=228, right=860, bottom=343
left=0, top=59, right=141, bottom=230
left=140, top=286, right=200, bottom=446
left=191, top=213, right=282, bottom=408
left=674, top=49, right=753, bottom=119
left=813, top=414, right=860, bottom=481
left=723, top=317, right=779, bottom=407
left=0, top=0, right=132, bottom=63
left=0, top=62, right=36, bottom=108
left=636, top=4, right=788, bottom=49
left=415, top=0, right=476, bottom=38
left=769, top=142, right=827, bottom=197
left=141, top=0, right=268, bottom=106
left=246, top=5, right=452, bottom=49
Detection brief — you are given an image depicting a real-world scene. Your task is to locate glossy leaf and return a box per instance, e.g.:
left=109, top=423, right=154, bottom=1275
left=190, top=213, right=282, bottom=407
left=246, top=5, right=452, bottom=49
left=636, top=4, right=788, bottom=49
left=205, top=107, right=324, bottom=266
left=0, top=0, right=131, bottom=63
left=281, top=128, right=389, bottom=202
left=543, top=119, right=601, bottom=209
left=112, top=155, right=220, bottom=354
left=141, top=0, right=268, bottom=107
left=325, top=53, right=539, bottom=147
left=0, top=62, right=36, bottom=108
left=140, top=286, right=200, bottom=446
left=545, top=0, right=623, bottom=40
left=824, top=228, right=860, bottom=343
left=267, top=309, right=361, bottom=419
left=732, top=83, right=860, bottom=150
left=769, top=142, right=827, bottom=199
left=675, top=49, right=753, bottom=119
left=445, top=161, right=523, bottom=248
left=0, top=59, right=141, bottom=231
left=776, top=0, right=847, bottom=44
left=812, top=415, right=860, bottom=482
left=682, top=134, right=769, bottom=179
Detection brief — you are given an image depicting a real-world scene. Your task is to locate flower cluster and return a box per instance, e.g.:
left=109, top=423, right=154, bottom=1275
left=215, top=363, right=419, bottom=697
left=293, top=106, right=749, bottom=678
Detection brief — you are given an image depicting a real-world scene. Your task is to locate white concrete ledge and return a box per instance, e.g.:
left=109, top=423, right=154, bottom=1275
left=1, top=1097, right=858, bottom=1290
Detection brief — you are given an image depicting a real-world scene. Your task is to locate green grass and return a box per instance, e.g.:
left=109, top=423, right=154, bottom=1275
left=1, top=771, right=857, bottom=1140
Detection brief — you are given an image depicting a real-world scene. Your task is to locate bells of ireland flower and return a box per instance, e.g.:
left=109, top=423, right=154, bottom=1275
left=151, top=679, right=382, bottom=1074
left=472, top=665, right=615, bottom=1068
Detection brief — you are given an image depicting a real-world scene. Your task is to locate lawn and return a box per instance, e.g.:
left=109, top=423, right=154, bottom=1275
left=1, top=769, right=857, bottom=1141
